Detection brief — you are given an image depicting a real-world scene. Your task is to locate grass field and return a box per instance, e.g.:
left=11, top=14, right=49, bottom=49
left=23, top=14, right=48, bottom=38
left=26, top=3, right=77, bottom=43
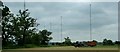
left=6, top=46, right=118, bottom=50
left=3, top=45, right=119, bottom=50
left=2, top=45, right=120, bottom=52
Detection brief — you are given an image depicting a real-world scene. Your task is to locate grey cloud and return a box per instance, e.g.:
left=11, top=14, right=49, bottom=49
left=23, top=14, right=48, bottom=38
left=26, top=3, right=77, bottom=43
left=4, top=2, right=118, bottom=42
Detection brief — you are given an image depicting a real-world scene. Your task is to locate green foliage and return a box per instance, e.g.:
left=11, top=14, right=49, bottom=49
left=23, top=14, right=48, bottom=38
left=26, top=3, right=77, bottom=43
left=1, top=1, right=14, bottom=47
left=1, top=1, right=53, bottom=49
left=39, top=30, right=53, bottom=45
left=39, top=45, right=51, bottom=47
left=63, top=37, right=72, bottom=46
left=32, top=33, right=41, bottom=45
left=0, top=1, right=3, bottom=6
left=24, top=44, right=36, bottom=48
left=14, top=9, right=38, bottom=46
left=93, top=40, right=98, bottom=44
left=103, top=39, right=114, bottom=45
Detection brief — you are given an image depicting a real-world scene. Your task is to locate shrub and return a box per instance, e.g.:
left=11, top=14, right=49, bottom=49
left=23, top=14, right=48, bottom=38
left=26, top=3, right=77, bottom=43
left=24, top=44, right=36, bottom=48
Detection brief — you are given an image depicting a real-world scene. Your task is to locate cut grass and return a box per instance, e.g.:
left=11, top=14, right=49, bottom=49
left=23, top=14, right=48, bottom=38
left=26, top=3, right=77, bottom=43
left=3, top=44, right=119, bottom=51
left=76, top=44, right=119, bottom=48
left=4, top=45, right=119, bottom=50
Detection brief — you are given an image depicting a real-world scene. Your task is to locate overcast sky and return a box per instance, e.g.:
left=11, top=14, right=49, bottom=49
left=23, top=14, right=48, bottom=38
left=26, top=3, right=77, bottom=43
left=2, top=0, right=120, bottom=2
left=3, top=2, right=118, bottom=42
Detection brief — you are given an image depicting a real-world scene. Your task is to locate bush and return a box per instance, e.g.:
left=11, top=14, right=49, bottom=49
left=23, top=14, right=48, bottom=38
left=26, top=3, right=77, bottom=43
left=3, top=45, right=21, bottom=49
left=39, top=45, right=50, bottom=47
left=24, top=44, right=36, bottom=48
left=115, top=41, right=120, bottom=44
left=63, top=37, right=72, bottom=46
left=103, top=39, right=114, bottom=45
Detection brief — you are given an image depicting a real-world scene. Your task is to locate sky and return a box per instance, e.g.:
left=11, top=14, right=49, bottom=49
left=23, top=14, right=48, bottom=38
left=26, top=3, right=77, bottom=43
left=3, top=1, right=118, bottom=42
left=2, top=0, right=120, bottom=2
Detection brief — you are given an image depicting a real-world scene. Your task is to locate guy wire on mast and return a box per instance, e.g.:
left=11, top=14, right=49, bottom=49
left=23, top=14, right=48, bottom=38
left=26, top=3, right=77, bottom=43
left=61, top=16, right=62, bottom=42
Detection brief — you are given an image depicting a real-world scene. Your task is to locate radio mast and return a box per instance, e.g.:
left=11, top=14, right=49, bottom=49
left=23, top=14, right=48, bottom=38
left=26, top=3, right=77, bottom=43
left=61, top=16, right=63, bottom=42
left=90, top=3, right=92, bottom=41
left=24, top=0, right=26, bottom=10
left=50, top=20, right=52, bottom=31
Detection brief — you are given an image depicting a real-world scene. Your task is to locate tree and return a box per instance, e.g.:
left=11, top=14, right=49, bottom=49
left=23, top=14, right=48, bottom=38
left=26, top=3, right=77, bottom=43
left=0, top=1, right=3, bottom=7
left=93, top=40, right=97, bottom=43
left=1, top=1, right=53, bottom=48
left=1, top=1, right=14, bottom=46
left=103, top=39, right=114, bottom=45
left=39, top=30, right=52, bottom=45
left=115, top=41, right=120, bottom=44
left=103, top=39, right=107, bottom=45
left=64, top=37, right=72, bottom=46
left=107, top=40, right=114, bottom=45
left=2, top=7, right=38, bottom=46
left=31, top=32, right=41, bottom=45
left=14, top=9, right=38, bottom=46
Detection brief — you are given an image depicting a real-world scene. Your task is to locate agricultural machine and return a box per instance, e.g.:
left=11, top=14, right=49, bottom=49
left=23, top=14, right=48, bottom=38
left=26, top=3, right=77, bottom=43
left=74, top=41, right=97, bottom=47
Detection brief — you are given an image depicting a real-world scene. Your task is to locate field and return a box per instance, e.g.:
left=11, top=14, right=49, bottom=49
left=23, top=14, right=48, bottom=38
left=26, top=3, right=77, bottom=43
left=2, top=45, right=120, bottom=52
